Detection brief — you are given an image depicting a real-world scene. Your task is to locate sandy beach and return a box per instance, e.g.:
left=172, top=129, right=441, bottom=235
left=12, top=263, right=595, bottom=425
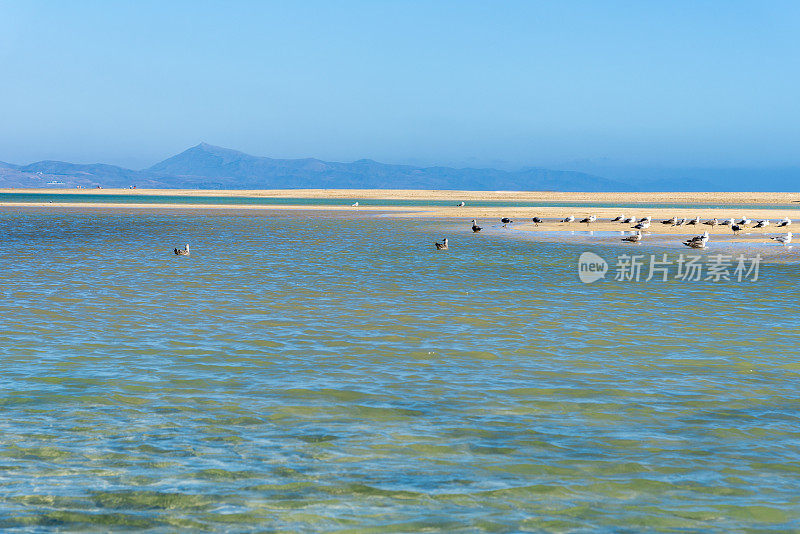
left=2, top=188, right=799, bottom=204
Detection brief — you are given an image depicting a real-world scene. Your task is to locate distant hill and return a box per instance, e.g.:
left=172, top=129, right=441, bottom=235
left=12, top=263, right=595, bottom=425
left=2, top=143, right=799, bottom=191
left=0, top=143, right=629, bottom=191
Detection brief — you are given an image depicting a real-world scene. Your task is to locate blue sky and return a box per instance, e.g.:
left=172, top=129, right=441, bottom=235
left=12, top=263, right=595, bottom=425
left=1, top=1, right=798, bottom=169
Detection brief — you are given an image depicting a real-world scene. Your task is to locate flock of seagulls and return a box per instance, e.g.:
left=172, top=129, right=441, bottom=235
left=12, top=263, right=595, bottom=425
left=433, top=214, right=795, bottom=251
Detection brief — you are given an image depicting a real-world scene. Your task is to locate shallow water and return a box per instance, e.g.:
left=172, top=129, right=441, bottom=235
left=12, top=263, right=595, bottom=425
left=2, top=191, right=800, bottom=211
left=1, top=209, right=799, bottom=532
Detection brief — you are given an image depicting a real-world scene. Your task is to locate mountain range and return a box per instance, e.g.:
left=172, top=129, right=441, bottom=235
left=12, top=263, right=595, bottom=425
left=1, top=143, right=798, bottom=191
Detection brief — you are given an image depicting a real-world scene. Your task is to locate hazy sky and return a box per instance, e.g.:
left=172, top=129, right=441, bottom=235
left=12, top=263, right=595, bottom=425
left=1, top=1, right=798, bottom=169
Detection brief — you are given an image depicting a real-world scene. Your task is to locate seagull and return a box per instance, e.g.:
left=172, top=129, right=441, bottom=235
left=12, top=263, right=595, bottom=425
left=721, top=218, right=734, bottom=226
left=621, top=230, right=642, bottom=243
left=686, top=216, right=700, bottom=225
left=736, top=216, right=751, bottom=226
left=731, top=224, right=742, bottom=235
left=562, top=215, right=575, bottom=223
left=622, top=216, right=637, bottom=224
left=686, top=232, right=709, bottom=243
left=684, top=239, right=708, bottom=249
left=611, top=215, right=624, bottom=222
left=683, top=232, right=709, bottom=249
left=532, top=217, right=543, bottom=226
left=777, top=217, right=792, bottom=228
left=435, top=238, right=449, bottom=250
left=771, top=232, right=793, bottom=245
left=633, top=220, right=651, bottom=230
left=174, top=244, right=190, bottom=256
left=471, top=220, right=482, bottom=233
left=661, top=216, right=678, bottom=225
left=580, top=215, right=597, bottom=225
left=456, top=201, right=465, bottom=207
left=351, top=202, right=359, bottom=207
left=754, top=220, right=770, bottom=229
left=673, top=218, right=686, bottom=226
left=501, top=217, right=513, bottom=226
left=703, top=218, right=719, bottom=227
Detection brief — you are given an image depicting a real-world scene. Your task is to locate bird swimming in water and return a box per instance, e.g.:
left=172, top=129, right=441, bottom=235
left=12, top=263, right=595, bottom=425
left=683, top=232, right=709, bottom=249
left=532, top=217, right=543, bottom=226
left=771, top=232, right=793, bottom=245
left=435, top=238, right=449, bottom=250
left=621, top=230, right=642, bottom=243
left=471, top=220, right=482, bottom=232
left=174, top=244, right=190, bottom=256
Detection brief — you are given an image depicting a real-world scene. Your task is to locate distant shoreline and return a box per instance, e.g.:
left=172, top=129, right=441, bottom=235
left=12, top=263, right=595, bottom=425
left=1, top=188, right=799, bottom=205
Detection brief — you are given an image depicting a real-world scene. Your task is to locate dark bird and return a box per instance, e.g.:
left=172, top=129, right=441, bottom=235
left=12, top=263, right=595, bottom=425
left=471, top=220, right=482, bottom=232
left=621, top=231, right=642, bottom=243
left=731, top=224, right=741, bottom=235
left=532, top=217, right=543, bottom=226
left=579, top=215, right=597, bottom=225
left=501, top=217, right=513, bottom=224
left=611, top=215, right=624, bottom=222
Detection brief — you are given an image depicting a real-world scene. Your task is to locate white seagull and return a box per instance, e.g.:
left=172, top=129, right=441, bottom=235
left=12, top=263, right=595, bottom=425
left=720, top=218, right=735, bottom=226
left=771, top=232, right=793, bottom=245
left=579, top=215, right=597, bottom=225
left=777, top=217, right=792, bottom=228
left=686, top=216, right=700, bottom=225
left=611, top=214, right=624, bottom=222
left=633, top=220, right=651, bottom=230
left=737, top=216, right=752, bottom=226
left=754, top=220, right=770, bottom=229
left=352, top=201, right=359, bottom=207
left=622, top=216, right=637, bottom=224
left=562, top=215, right=575, bottom=223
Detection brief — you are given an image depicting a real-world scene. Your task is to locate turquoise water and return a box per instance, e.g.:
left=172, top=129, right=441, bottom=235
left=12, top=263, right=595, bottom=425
left=2, top=191, right=800, bottom=210
left=1, top=209, right=799, bottom=532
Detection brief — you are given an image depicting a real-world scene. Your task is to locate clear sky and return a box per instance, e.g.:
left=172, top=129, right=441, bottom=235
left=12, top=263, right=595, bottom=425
left=1, top=0, right=798, bottom=169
